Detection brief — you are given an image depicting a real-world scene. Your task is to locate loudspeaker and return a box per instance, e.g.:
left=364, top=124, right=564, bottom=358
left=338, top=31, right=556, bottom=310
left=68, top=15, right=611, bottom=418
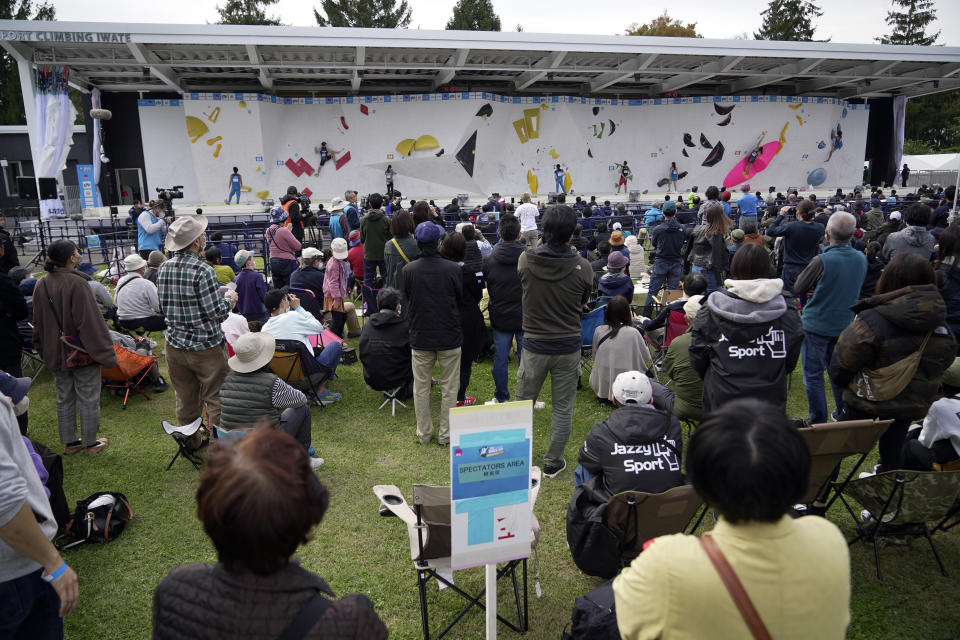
left=16, top=177, right=38, bottom=200
left=38, top=178, right=58, bottom=200
left=629, top=190, right=640, bottom=202
left=548, top=192, right=559, bottom=203
left=457, top=193, right=470, bottom=205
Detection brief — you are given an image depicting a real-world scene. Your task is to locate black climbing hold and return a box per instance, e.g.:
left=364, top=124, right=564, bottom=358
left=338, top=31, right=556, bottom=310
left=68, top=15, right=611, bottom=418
left=717, top=115, right=731, bottom=126
left=702, top=142, right=725, bottom=167
left=683, top=133, right=695, bottom=147
left=714, top=103, right=735, bottom=116
left=700, top=133, right=712, bottom=149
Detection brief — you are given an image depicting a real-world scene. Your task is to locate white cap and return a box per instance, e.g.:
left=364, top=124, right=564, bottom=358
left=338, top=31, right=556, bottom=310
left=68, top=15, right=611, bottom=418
left=301, top=246, right=323, bottom=261
left=122, top=254, right=147, bottom=272
left=889, top=211, right=902, bottom=221
left=611, top=371, right=652, bottom=405
left=331, top=237, right=348, bottom=260
left=612, top=222, right=622, bottom=230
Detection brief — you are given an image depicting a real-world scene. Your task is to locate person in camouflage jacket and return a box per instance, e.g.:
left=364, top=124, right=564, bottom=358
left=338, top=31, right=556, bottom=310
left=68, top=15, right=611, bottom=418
left=830, top=254, right=956, bottom=470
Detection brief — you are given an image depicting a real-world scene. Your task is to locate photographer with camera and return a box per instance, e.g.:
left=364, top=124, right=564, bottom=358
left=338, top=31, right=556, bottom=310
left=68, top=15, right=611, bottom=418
left=137, top=200, right=173, bottom=261
left=279, top=186, right=306, bottom=245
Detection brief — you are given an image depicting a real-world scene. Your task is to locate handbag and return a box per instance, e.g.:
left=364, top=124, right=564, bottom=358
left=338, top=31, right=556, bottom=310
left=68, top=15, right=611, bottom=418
left=45, top=294, right=94, bottom=368
left=847, top=331, right=931, bottom=402
left=700, top=535, right=772, bottom=640
left=59, top=491, right=133, bottom=549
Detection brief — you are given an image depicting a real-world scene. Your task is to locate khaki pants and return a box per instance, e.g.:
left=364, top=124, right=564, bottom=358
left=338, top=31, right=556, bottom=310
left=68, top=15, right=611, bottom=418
left=343, top=301, right=361, bottom=336
left=166, top=344, right=230, bottom=438
left=411, top=347, right=461, bottom=445
left=522, top=229, right=539, bottom=249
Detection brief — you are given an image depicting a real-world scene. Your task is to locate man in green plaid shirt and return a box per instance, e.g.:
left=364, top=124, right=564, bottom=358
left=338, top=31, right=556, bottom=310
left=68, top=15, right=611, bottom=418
left=157, top=216, right=237, bottom=442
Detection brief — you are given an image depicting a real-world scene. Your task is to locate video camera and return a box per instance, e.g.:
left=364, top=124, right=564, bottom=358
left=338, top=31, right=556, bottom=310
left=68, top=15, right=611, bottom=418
left=155, top=186, right=184, bottom=215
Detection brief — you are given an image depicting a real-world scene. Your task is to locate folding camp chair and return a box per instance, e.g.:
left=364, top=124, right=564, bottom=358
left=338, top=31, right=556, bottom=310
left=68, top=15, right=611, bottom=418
left=269, top=339, right=330, bottom=408
left=579, top=302, right=608, bottom=378
left=603, top=484, right=705, bottom=565
left=101, top=344, right=158, bottom=409
left=836, top=470, right=960, bottom=579
left=797, top=419, right=892, bottom=510
left=373, top=467, right=543, bottom=640
left=161, top=418, right=204, bottom=471
left=376, top=386, right=408, bottom=416
left=19, top=322, right=44, bottom=381
left=288, top=287, right=325, bottom=324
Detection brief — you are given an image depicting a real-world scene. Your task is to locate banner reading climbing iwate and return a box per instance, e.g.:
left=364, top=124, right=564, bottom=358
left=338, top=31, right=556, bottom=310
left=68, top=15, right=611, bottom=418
left=450, top=402, right=532, bottom=571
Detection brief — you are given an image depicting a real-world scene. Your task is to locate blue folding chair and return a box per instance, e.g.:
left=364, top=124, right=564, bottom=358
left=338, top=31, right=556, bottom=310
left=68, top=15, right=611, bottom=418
left=579, top=301, right=608, bottom=379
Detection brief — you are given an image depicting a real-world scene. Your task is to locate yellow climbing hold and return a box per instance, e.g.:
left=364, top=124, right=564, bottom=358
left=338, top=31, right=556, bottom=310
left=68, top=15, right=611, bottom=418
left=395, top=138, right=416, bottom=156
left=238, top=101, right=247, bottom=108
left=788, top=103, right=802, bottom=110
left=513, top=119, right=529, bottom=144
left=185, top=116, right=208, bottom=143
left=527, top=169, right=538, bottom=195
left=414, top=135, right=439, bottom=151
left=523, top=108, right=541, bottom=139
left=549, top=149, right=559, bottom=159
left=564, top=172, right=573, bottom=192
left=256, top=190, right=270, bottom=199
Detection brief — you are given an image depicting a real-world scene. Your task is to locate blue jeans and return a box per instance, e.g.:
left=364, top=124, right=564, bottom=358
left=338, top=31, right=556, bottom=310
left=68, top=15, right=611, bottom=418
left=642, top=259, right=682, bottom=317
left=363, top=259, right=386, bottom=315
left=690, top=265, right=719, bottom=292
left=0, top=569, right=63, bottom=639
left=492, top=329, right=523, bottom=402
left=227, top=185, right=241, bottom=204
left=781, top=263, right=805, bottom=296
left=573, top=464, right=594, bottom=488
left=555, top=177, right=566, bottom=194
left=315, top=340, right=342, bottom=378
left=738, top=214, right=758, bottom=230
left=802, top=331, right=844, bottom=425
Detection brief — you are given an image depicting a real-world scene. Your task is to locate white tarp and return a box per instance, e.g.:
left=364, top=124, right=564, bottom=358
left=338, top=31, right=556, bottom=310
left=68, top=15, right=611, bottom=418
left=34, top=66, right=76, bottom=219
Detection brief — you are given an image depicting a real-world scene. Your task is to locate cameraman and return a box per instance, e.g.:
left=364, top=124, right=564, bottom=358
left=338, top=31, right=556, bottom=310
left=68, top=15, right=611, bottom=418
left=137, top=200, right=173, bottom=260
left=280, top=186, right=305, bottom=245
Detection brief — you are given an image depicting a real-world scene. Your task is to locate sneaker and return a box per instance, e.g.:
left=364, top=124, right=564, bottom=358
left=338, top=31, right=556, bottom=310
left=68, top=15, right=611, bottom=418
left=431, top=378, right=439, bottom=387
left=484, top=398, right=502, bottom=405
left=153, top=377, right=170, bottom=393
left=534, top=401, right=546, bottom=410
left=317, top=390, right=341, bottom=405
left=858, top=471, right=875, bottom=479
left=64, top=441, right=85, bottom=455
left=794, top=503, right=826, bottom=517
left=543, top=459, right=567, bottom=478
left=457, top=396, right=476, bottom=407
left=84, top=438, right=109, bottom=454
left=310, top=456, right=325, bottom=469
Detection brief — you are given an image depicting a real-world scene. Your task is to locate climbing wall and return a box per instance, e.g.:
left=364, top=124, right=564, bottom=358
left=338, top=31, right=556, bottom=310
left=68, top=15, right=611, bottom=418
left=137, top=93, right=869, bottom=202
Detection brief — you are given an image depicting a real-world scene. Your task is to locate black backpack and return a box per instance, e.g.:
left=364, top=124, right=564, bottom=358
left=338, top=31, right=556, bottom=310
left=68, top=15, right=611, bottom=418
left=28, top=439, right=70, bottom=531
left=59, top=491, right=132, bottom=549
left=560, top=579, right=620, bottom=640
left=565, top=477, right=622, bottom=579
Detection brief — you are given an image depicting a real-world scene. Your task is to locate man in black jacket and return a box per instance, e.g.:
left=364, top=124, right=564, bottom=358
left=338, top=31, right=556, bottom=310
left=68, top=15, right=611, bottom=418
left=575, top=370, right=684, bottom=500
left=402, top=221, right=463, bottom=445
left=279, top=186, right=305, bottom=244
left=288, top=247, right=325, bottom=299
left=641, top=201, right=685, bottom=318
left=358, top=288, right=413, bottom=400
left=483, top=215, right=524, bottom=404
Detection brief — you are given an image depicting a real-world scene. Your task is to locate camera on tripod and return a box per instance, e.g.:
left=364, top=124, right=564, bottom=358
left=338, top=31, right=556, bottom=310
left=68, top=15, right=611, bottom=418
left=155, top=186, right=184, bottom=215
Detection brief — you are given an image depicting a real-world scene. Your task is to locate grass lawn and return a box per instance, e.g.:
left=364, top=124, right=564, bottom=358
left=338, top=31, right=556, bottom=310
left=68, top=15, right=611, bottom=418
left=21, top=325, right=960, bottom=639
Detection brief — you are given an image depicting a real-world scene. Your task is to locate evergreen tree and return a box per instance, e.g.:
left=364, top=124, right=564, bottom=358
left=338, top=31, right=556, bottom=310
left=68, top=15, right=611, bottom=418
left=877, top=0, right=939, bottom=45
left=753, top=0, right=822, bottom=41
left=0, top=0, right=55, bottom=126
left=445, top=0, right=501, bottom=31
left=625, top=11, right=700, bottom=38
left=314, top=0, right=411, bottom=28
left=216, top=0, right=281, bottom=25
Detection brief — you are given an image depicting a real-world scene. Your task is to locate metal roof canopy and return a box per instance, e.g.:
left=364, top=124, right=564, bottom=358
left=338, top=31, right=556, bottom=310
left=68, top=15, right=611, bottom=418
left=2, top=20, right=960, bottom=99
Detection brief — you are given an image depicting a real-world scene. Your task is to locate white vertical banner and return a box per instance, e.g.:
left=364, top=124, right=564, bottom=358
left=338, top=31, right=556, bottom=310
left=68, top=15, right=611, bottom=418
left=892, top=96, right=907, bottom=187
left=34, top=66, right=76, bottom=219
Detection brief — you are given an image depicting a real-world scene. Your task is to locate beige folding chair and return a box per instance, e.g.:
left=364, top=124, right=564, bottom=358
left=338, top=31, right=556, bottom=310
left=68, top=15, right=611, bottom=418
left=373, top=467, right=542, bottom=640
left=602, top=484, right=705, bottom=563
left=797, top=419, right=893, bottom=510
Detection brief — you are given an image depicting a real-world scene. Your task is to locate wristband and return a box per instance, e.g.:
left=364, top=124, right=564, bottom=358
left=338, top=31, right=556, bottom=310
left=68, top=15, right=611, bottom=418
left=42, top=561, right=67, bottom=583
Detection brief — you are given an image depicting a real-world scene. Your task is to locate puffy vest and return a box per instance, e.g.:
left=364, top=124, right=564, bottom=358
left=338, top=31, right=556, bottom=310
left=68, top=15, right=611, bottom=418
left=137, top=211, right=163, bottom=252
left=219, top=370, right=282, bottom=430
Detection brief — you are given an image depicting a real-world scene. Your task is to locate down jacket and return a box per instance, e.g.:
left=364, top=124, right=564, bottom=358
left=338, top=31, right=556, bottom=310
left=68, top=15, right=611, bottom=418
left=483, top=240, right=524, bottom=333
left=830, top=284, right=956, bottom=421
left=358, top=310, right=412, bottom=391
left=689, top=278, right=803, bottom=414
left=152, top=561, right=387, bottom=639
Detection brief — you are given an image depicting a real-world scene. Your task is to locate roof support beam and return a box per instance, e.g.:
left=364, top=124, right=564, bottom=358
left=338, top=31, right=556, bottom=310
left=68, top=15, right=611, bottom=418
left=433, top=48, right=469, bottom=89
left=589, top=53, right=659, bottom=93
left=797, top=60, right=901, bottom=94
left=246, top=44, right=273, bottom=91
left=839, top=76, right=942, bottom=98
left=126, top=42, right=182, bottom=93
left=898, top=77, right=960, bottom=99
left=730, top=58, right=822, bottom=92
left=351, top=46, right=365, bottom=92
left=514, top=50, right=567, bottom=91
left=656, top=56, right=744, bottom=94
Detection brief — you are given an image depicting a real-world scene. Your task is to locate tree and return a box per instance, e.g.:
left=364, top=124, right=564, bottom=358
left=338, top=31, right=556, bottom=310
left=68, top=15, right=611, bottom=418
left=314, top=0, right=411, bottom=28
left=906, top=89, right=960, bottom=152
left=0, top=0, right=55, bottom=126
left=877, top=0, right=939, bottom=45
left=216, top=0, right=281, bottom=25
left=625, top=11, right=701, bottom=38
left=753, top=0, right=823, bottom=41
left=445, top=0, right=501, bottom=31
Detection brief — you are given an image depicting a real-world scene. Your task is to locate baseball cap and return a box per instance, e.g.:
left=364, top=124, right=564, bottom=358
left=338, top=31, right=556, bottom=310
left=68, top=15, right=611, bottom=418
left=234, top=249, right=254, bottom=267
left=731, top=229, right=745, bottom=242
left=301, top=246, right=323, bottom=261
left=414, top=221, right=445, bottom=244
left=871, top=198, right=882, bottom=208
left=889, top=211, right=902, bottom=221
left=348, top=229, right=361, bottom=246
left=662, top=201, right=677, bottom=214
left=611, top=371, right=652, bottom=406
left=612, top=222, right=622, bottom=230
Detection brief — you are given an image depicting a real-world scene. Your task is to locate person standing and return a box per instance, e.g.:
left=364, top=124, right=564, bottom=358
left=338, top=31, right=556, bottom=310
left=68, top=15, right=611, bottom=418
left=484, top=215, right=525, bottom=405
left=766, top=200, right=825, bottom=295
left=33, top=239, right=117, bottom=453
left=516, top=193, right=540, bottom=249
left=793, top=212, right=867, bottom=425
left=641, top=201, right=684, bottom=318
left=279, top=186, right=305, bottom=245
left=668, top=162, right=679, bottom=192
left=402, top=221, right=463, bottom=446
left=265, top=206, right=301, bottom=289
left=0, top=214, right=20, bottom=273
left=383, top=209, right=419, bottom=296
left=385, top=165, right=396, bottom=198
left=881, top=203, right=936, bottom=264
left=554, top=164, right=566, bottom=194
left=137, top=200, right=171, bottom=260
left=225, top=167, right=242, bottom=205
left=735, top=183, right=758, bottom=230
left=343, top=190, right=361, bottom=231
left=158, top=216, right=237, bottom=446
left=616, top=161, right=631, bottom=195
left=515, top=205, right=593, bottom=477
left=901, top=163, right=910, bottom=188
left=0, top=399, right=79, bottom=638
left=359, top=193, right=391, bottom=316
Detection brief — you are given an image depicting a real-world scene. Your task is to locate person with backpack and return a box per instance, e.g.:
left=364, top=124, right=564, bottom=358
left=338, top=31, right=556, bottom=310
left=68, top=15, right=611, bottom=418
left=279, top=186, right=305, bottom=244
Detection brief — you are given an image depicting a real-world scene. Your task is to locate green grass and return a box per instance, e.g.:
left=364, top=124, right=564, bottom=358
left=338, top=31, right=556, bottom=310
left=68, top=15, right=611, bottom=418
left=21, top=326, right=960, bottom=639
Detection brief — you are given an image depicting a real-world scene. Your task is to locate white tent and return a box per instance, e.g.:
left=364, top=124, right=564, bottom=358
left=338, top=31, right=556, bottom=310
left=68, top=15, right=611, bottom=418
left=902, top=153, right=960, bottom=171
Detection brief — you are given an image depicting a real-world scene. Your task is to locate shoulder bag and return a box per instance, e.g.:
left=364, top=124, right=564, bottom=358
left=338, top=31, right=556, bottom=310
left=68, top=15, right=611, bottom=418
left=848, top=331, right=932, bottom=402
left=276, top=592, right=331, bottom=640
left=390, top=237, right=411, bottom=263
left=45, top=293, right=94, bottom=368
left=700, top=535, right=772, bottom=640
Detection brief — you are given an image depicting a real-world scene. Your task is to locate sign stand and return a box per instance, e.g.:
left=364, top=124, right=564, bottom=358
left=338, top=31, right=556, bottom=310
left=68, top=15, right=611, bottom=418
left=486, top=564, right=497, bottom=640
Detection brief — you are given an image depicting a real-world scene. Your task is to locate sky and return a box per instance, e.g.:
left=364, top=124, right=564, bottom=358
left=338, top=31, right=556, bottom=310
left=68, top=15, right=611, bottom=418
left=35, top=0, right=960, bottom=46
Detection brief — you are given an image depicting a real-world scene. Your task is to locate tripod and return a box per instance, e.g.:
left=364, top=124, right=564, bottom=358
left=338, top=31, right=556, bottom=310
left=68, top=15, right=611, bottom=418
left=22, top=204, right=49, bottom=269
